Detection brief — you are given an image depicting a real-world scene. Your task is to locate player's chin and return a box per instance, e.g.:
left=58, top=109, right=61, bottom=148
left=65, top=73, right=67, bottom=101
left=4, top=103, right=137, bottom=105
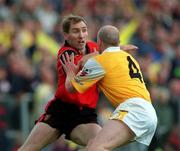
left=78, top=45, right=86, bottom=51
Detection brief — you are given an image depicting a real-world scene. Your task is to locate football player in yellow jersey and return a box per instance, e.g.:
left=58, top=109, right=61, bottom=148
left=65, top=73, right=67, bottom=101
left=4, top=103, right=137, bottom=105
left=61, top=25, right=157, bottom=151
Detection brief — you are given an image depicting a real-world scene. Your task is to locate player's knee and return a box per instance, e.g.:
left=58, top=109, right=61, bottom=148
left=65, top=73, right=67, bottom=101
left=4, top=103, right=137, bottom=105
left=86, top=124, right=101, bottom=140
left=70, top=124, right=100, bottom=146
left=72, top=135, right=85, bottom=146
left=91, top=124, right=101, bottom=136
left=70, top=129, right=87, bottom=146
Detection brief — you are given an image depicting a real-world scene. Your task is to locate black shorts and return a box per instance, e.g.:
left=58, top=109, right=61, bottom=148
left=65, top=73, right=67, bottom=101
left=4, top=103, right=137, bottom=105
left=36, top=99, right=98, bottom=139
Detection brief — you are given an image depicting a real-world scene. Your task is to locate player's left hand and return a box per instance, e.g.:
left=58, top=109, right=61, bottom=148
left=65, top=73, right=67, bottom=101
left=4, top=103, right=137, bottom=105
left=120, top=44, right=138, bottom=52
left=60, top=52, right=79, bottom=76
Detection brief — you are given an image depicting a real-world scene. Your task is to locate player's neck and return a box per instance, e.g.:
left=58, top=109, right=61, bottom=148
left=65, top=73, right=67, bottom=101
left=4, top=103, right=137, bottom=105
left=79, top=49, right=86, bottom=55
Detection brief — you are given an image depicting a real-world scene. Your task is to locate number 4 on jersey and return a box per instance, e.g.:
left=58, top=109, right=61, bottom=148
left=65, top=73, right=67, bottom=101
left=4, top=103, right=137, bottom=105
left=127, top=56, right=143, bottom=83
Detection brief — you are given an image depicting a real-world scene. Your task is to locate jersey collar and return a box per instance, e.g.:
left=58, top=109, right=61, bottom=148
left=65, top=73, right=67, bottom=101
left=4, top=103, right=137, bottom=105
left=103, top=46, right=121, bottom=53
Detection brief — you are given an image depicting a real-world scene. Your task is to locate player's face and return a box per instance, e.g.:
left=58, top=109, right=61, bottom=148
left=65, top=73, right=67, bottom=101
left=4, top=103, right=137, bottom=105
left=65, top=21, right=88, bottom=51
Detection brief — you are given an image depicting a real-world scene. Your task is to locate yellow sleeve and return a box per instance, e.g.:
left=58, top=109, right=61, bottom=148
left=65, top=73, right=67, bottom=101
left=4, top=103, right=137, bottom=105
left=71, top=78, right=98, bottom=93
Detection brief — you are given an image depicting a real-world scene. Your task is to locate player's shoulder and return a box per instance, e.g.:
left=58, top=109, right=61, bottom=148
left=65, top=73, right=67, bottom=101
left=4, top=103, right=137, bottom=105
left=86, top=41, right=99, bottom=52
left=86, top=41, right=97, bottom=46
left=57, top=45, right=77, bottom=57
left=93, top=53, right=107, bottom=65
left=95, top=50, right=129, bottom=63
left=119, top=50, right=134, bottom=58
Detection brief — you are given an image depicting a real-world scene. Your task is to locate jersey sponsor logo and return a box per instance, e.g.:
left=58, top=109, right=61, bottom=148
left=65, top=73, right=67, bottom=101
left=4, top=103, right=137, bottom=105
left=80, top=67, right=92, bottom=77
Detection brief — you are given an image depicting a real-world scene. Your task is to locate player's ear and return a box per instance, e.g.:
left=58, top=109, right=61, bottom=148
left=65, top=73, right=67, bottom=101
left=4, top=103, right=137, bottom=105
left=63, top=32, right=69, bottom=40
left=98, top=39, right=104, bottom=53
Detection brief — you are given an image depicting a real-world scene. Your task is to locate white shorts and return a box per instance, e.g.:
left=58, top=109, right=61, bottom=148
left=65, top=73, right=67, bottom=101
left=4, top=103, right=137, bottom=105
left=109, top=97, right=157, bottom=146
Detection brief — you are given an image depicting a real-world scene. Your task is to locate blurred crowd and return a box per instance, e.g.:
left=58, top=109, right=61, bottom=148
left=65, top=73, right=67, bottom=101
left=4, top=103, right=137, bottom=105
left=0, top=0, right=179, bottom=151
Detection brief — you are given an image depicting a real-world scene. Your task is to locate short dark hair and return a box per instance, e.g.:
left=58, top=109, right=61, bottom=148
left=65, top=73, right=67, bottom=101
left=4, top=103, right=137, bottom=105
left=62, top=14, right=87, bottom=33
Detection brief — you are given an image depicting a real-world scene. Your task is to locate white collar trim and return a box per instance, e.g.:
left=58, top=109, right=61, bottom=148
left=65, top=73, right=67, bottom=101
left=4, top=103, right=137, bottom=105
left=103, top=46, right=121, bottom=53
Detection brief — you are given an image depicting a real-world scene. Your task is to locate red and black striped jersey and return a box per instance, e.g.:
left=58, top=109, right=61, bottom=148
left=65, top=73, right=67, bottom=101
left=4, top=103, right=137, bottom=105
left=54, top=41, right=99, bottom=108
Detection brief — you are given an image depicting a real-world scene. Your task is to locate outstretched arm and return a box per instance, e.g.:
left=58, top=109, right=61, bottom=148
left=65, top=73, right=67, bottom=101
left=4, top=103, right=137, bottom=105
left=79, top=45, right=137, bottom=67
left=61, top=52, right=105, bottom=93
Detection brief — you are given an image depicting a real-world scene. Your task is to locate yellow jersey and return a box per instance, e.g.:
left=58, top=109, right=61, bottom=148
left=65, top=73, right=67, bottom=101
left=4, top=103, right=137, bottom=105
left=72, top=46, right=151, bottom=107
